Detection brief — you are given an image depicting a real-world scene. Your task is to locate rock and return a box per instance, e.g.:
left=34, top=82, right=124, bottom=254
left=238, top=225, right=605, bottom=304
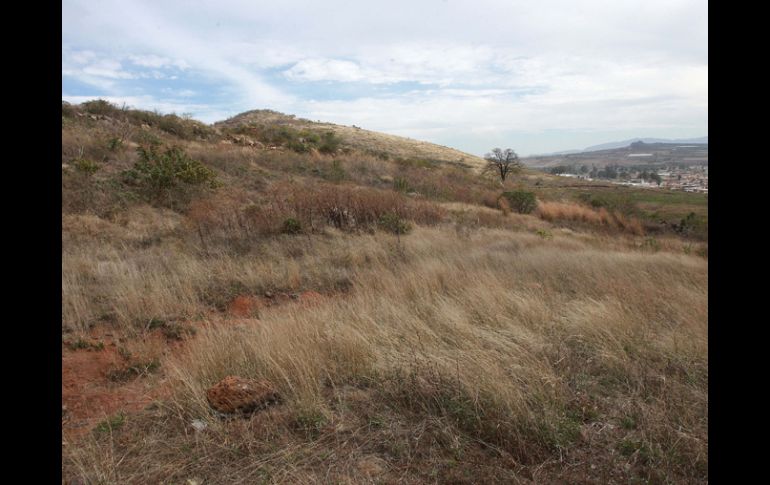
left=206, top=376, right=279, bottom=414
left=191, top=419, right=207, bottom=432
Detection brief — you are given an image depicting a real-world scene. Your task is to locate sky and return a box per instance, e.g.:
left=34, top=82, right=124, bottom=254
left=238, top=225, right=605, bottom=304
left=62, top=0, right=707, bottom=156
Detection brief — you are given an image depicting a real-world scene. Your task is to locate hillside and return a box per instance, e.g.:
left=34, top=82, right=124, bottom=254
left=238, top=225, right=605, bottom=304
left=62, top=100, right=707, bottom=484
left=214, top=109, right=488, bottom=170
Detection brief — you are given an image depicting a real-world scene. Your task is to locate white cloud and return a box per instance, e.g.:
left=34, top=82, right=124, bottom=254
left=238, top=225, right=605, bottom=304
left=62, top=0, right=707, bottom=154
left=128, top=54, right=190, bottom=70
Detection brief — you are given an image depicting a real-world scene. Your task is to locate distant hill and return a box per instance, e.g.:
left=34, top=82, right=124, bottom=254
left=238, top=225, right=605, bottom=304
left=533, top=137, right=708, bottom=156
left=523, top=140, right=708, bottom=169
left=583, top=137, right=708, bottom=152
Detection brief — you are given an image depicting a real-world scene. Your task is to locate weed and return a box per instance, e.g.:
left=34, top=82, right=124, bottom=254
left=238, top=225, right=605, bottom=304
left=282, top=217, right=303, bottom=235
left=94, top=412, right=125, bottom=434
left=66, top=338, right=105, bottom=351
left=107, top=359, right=161, bottom=382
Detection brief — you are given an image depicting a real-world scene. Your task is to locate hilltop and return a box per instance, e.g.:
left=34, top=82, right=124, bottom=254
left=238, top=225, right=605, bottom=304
left=62, top=99, right=707, bottom=484
left=214, top=109, right=488, bottom=170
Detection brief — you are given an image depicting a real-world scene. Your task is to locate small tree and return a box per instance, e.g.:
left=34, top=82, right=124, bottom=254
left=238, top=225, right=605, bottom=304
left=484, top=148, right=522, bottom=184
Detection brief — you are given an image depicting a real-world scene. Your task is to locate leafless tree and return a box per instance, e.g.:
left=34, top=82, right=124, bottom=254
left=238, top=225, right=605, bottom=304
left=484, top=148, right=522, bottom=184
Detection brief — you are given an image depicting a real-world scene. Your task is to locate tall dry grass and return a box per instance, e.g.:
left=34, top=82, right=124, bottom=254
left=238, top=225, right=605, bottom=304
left=537, top=201, right=645, bottom=235
left=63, top=224, right=707, bottom=483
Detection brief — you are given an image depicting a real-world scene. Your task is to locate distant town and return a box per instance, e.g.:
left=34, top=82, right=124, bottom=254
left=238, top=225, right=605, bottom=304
left=524, top=141, right=708, bottom=193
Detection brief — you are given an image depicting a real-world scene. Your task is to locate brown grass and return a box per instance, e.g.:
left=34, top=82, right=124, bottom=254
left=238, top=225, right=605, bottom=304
left=63, top=222, right=707, bottom=483
left=62, top=102, right=706, bottom=484
left=536, top=201, right=645, bottom=235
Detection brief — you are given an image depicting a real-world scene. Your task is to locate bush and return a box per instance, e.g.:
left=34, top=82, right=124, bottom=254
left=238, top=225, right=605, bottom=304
left=72, top=158, right=100, bottom=175
left=501, top=190, right=537, bottom=214
left=81, top=99, right=118, bottom=116
left=62, top=102, right=75, bottom=118
left=324, top=160, right=346, bottom=183
left=124, top=145, right=218, bottom=204
left=318, top=131, right=342, bottom=154
left=378, top=212, right=412, bottom=235
left=393, top=177, right=410, bottom=193
left=282, top=218, right=302, bottom=234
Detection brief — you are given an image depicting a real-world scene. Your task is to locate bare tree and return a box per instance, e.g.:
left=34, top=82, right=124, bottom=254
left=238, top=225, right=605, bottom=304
left=484, top=148, right=522, bottom=184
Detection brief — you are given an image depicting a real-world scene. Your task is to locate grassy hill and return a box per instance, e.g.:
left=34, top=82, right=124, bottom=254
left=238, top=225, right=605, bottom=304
left=214, top=109, right=488, bottom=170
left=62, top=100, right=707, bottom=484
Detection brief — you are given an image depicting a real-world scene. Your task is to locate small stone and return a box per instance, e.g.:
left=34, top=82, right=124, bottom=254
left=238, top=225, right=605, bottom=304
left=191, top=419, right=207, bottom=432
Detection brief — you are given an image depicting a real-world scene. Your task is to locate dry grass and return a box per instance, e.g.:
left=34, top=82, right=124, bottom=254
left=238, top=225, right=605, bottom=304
left=63, top=224, right=707, bottom=483
left=62, top=102, right=706, bottom=483
left=537, top=201, right=645, bottom=235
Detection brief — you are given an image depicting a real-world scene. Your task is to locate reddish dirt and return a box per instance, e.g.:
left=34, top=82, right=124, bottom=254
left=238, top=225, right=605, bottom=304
left=298, top=290, right=324, bottom=306
left=62, top=329, right=172, bottom=441
left=63, top=289, right=342, bottom=442
left=227, top=295, right=263, bottom=317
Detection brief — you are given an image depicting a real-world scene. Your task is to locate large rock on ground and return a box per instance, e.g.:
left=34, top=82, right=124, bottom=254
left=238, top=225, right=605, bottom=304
left=206, top=376, right=279, bottom=414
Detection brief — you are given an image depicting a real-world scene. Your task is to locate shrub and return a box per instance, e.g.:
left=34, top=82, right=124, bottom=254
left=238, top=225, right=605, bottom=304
left=124, top=145, right=218, bottom=204
left=501, top=190, right=537, bottom=214
left=62, top=102, right=75, bottom=118
left=282, top=217, right=302, bottom=234
left=81, top=99, right=118, bottom=116
left=108, top=137, right=124, bottom=152
left=378, top=212, right=412, bottom=235
left=318, top=131, right=342, bottom=154
left=393, top=177, right=410, bottom=193
left=73, top=158, right=100, bottom=175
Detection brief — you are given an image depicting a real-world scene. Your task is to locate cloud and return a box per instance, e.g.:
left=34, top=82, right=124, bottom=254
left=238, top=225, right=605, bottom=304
left=128, top=54, right=190, bottom=70
left=62, top=0, right=707, bottom=154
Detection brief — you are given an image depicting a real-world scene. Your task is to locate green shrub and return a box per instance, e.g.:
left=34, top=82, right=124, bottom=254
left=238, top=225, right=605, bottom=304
left=73, top=158, right=100, bottom=175
left=288, top=140, right=311, bottom=153
left=393, top=177, right=411, bottom=193
left=81, top=99, right=118, bottom=116
left=282, top=217, right=302, bottom=234
left=108, top=137, right=124, bottom=152
left=318, top=131, right=342, bottom=154
left=62, top=102, right=75, bottom=118
left=378, top=212, right=412, bottom=235
left=324, top=160, right=346, bottom=182
left=501, top=190, right=537, bottom=214
left=124, top=145, right=218, bottom=204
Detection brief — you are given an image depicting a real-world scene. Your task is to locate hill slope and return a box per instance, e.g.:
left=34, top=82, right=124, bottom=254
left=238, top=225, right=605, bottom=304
left=62, top=99, right=708, bottom=485
left=214, top=109, right=487, bottom=170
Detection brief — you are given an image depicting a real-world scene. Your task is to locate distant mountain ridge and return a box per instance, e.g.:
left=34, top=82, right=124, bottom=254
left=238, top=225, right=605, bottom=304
left=534, top=136, right=708, bottom=156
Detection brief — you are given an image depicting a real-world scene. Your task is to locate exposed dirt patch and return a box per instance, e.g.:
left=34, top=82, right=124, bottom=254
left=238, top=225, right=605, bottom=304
left=298, top=290, right=324, bottom=306
left=226, top=295, right=263, bottom=317
left=64, top=289, right=345, bottom=442
left=62, top=328, right=173, bottom=441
